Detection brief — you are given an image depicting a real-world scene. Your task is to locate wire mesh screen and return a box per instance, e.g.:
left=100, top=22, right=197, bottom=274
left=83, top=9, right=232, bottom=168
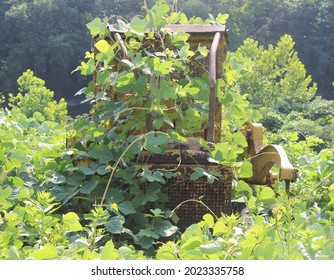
left=142, top=164, right=233, bottom=230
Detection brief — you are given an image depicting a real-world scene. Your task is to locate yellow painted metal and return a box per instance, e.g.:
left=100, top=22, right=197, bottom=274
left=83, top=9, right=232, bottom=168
left=243, top=122, right=297, bottom=185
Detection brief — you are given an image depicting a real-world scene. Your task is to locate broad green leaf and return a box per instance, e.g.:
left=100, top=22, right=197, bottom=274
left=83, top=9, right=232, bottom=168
left=155, top=59, right=173, bottom=75
left=109, top=188, right=126, bottom=203
left=73, top=118, right=89, bottom=132
left=211, top=142, right=229, bottom=162
left=329, top=189, right=334, bottom=207
left=216, top=13, right=229, bottom=24
left=10, top=152, right=28, bottom=163
left=213, top=219, right=230, bottom=236
left=116, top=72, right=135, bottom=92
left=144, top=133, right=169, bottom=154
left=88, top=147, right=114, bottom=164
left=78, top=165, right=95, bottom=175
left=153, top=219, right=178, bottom=237
left=30, top=243, right=58, bottom=260
left=66, top=173, right=85, bottom=186
left=86, top=17, right=108, bottom=36
left=142, top=183, right=161, bottom=205
left=150, top=208, right=164, bottom=216
left=254, top=242, right=274, bottom=260
left=63, top=212, right=83, bottom=231
left=0, top=188, right=13, bottom=208
left=201, top=213, right=215, bottom=227
left=129, top=16, right=147, bottom=34
left=137, top=228, right=159, bottom=239
left=156, top=245, right=177, bottom=260
left=153, top=118, right=163, bottom=130
left=180, top=236, right=202, bottom=251
left=169, top=12, right=179, bottom=24
left=18, top=188, right=32, bottom=200
left=239, top=161, right=253, bottom=178
left=18, top=116, right=29, bottom=129
left=199, top=138, right=211, bottom=151
left=203, top=171, right=218, bottom=184
left=161, top=79, right=176, bottom=100
left=323, top=242, right=334, bottom=258
left=5, top=157, right=22, bottom=169
left=184, top=86, right=200, bottom=95
left=105, top=215, right=125, bottom=234
left=9, top=176, right=25, bottom=187
left=235, top=180, right=252, bottom=197
left=80, top=179, right=99, bottom=194
left=4, top=246, right=21, bottom=260
left=141, top=169, right=165, bottom=184
left=247, top=196, right=257, bottom=211
left=119, top=201, right=136, bottom=215
left=179, top=13, right=188, bottom=24
left=52, top=186, right=80, bottom=204
left=95, top=40, right=110, bottom=54
left=258, top=187, right=276, bottom=206
left=134, top=236, right=154, bottom=250
left=77, top=59, right=95, bottom=75
left=232, top=131, right=248, bottom=147
left=170, top=131, right=187, bottom=142
left=179, top=46, right=194, bottom=59
left=134, top=75, right=147, bottom=96
left=101, top=240, right=119, bottom=260
left=200, top=241, right=222, bottom=254
left=190, top=167, right=205, bottom=181
left=297, top=155, right=311, bottom=167
left=50, top=172, right=66, bottom=184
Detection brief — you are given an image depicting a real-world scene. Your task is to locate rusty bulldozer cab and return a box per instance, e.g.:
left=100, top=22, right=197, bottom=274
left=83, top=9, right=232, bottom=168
left=94, top=24, right=297, bottom=228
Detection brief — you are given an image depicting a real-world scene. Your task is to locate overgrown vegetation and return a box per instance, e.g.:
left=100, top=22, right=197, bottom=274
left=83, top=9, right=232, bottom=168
left=1, top=1, right=334, bottom=260
left=8, top=70, right=68, bottom=122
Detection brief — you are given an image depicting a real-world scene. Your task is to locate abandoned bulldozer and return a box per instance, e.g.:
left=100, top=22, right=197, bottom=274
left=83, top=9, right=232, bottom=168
left=91, top=23, right=297, bottom=228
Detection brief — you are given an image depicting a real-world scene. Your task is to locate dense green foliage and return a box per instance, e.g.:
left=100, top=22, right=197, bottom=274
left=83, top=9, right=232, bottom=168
left=0, top=0, right=333, bottom=100
left=1, top=1, right=334, bottom=260
left=8, top=70, right=68, bottom=122
left=224, top=34, right=333, bottom=144
left=230, top=35, right=317, bottom=107
left=1, top=106, right=333, bottom=259
left=179, top=0, right=334, bottom=98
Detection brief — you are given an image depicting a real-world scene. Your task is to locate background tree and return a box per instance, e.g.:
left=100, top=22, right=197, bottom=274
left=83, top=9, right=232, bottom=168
left=0, top=0, right=333, bottom=103
left=9, top=69, right=68, bottom=122
left=230, top=34, right=317, bottom=107
left=0, top=0, right=93, bottom=98
left=180, top=0, right=334, bottom=99
left=0, top=0, right=146, bottom=103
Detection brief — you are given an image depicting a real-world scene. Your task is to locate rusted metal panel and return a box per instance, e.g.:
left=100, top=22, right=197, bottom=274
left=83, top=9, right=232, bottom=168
left=140, top=138, right=233, bottom=229
left=166, top=24, right=226, bottom=33
left=108, top=24, right=226, bottom=34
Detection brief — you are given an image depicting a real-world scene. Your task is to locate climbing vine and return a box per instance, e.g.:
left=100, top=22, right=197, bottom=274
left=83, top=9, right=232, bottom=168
left=67, top=2, right=258, bottom=250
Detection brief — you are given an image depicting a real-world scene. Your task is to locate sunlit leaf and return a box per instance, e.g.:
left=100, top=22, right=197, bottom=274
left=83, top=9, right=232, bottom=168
left=63, top=212, right=82, bottom=231
left=239, top=161, right=253, bottom=178
left=30, top=244, right=58, bottom=260
left=153, top=219, right=178, bottom=237
left=86, top=17, right=108, bottom=36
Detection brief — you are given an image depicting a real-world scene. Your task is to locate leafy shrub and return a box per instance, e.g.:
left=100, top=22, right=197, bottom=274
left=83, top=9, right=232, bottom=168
left=229, top=35, right=317, bottom=107
left=260, top=109, right=284, bottom=132
left=280, top=111, right=333, bottom=144
left=8, top=69, right=68, bottom=122
left=303, top=96, right=334, bottom=123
